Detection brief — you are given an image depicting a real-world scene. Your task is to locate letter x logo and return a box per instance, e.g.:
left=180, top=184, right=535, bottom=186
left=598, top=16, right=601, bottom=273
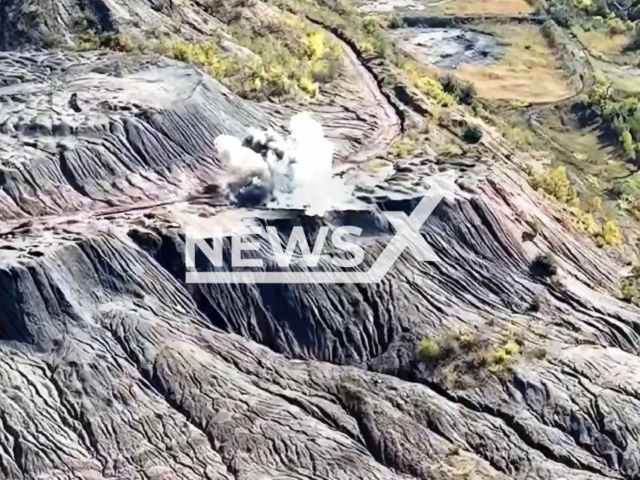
left=364, top=172, right=455, bottom=281
left=383, top=196, right=440, bottom=262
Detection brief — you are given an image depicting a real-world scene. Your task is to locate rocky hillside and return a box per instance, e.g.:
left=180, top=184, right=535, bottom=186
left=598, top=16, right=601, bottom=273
left=0, top=0, right=218, bottom=49
left=1, top=0, right=640, bottom=479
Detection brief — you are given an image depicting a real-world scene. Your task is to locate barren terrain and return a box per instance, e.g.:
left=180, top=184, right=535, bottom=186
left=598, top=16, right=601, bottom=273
left=1, top=0, right=640, bottom=479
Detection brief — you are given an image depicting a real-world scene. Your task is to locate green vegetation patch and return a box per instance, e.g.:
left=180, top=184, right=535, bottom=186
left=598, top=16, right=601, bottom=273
left=585, top=82, right=640, bottom=159
left=621, top=265, right=640, bottom=303
left=545, top=0, right=640, bottom=34
left=75, top=6, right=342, bottom=100
left=529, top=165, right=622, bottom=246
left=415, top=326, right=547, bottom=391
left=418, top=328, right=529, bottom=386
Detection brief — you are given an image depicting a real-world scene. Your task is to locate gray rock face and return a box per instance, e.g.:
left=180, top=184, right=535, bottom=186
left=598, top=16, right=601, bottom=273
left=0, top=0, right=223, bottom=50
left=0, top=52, right=269, bottom=219
left=0, top=19, right=640, bottom=480
left=4, top=179, right=640, bottom=480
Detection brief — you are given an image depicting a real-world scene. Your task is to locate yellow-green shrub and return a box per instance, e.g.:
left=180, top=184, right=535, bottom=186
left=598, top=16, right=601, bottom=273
left=480, top=339, right=520, bottom=372
left=504, top=126, right=534, bottom=147
left=390, top=135, right=422, bottom=157
left=298, top=75, right=319, bottom=96
left=403, top=62, right=456, bottom=106
left=226, top=25, right=341, bottom=99
left=79, top=11, right=343, bottom=100
left=302, top=31, right=326, bottom=60
left=361, top=16, right=382, bottom=35
left=587, top=195, right=603, bottom=213
left=76, top=30, right=102, bottom=51
left=596, top=219, right=622, bottom=246
left=621, top=130, right=634, bottom=155
left=417, top=329, right=525, bottom=376
left=530, top=166, right=579, bottom=206
left=571, top=208, right=599, bottom=235
left=606, top=16, right=629, bottom=35
left=101, top=32, right=137, bottom=52
left=419, top=337, right=441, bottom=359
left=621, top=266, right=640, bottom=303
left=76, top=31, right=137, bottom=52
left=164, top=27, right=338, bottom=99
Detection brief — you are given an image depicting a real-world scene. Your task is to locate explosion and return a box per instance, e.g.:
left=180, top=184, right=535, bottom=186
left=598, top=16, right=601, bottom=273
left=213, top=113, right=353, bottom=216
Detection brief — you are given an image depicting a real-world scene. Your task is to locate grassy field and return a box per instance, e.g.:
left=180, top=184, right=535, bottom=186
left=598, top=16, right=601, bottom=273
left=573, top=26, right=631, bottom=58
left=499, top=100, right=639, bottom=248
left=502, top=107, right=620, bottom=177
left=452, top=24, right=574, bottom=103
left=573, top=26, right=640, bottom=95
left=573, top=26, right=638, bottom=64
left=535, top=107, right=621, bottom=175
left=592, top=59, right=640, bottom=94
left=439, top=0, right=533, bottom=15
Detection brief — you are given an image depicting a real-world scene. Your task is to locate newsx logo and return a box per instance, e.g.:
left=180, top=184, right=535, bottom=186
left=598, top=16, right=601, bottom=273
left=185, top=171, right=455, bottom=284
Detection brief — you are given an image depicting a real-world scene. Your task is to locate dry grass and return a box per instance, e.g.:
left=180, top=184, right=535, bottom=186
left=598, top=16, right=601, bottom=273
left=592, top=59, right=640, bottom=95
left=359, top=158, right=393, bottom=173
left=439, top=0, right=533, bottom=15
left=572, top=25, right=639, bottom=80
left=535, top=107, right=622, bottom=177
left=417, top=327, right=533, bottom=391
left=573, top=26, right=631, bottom=57
left=453, top=24, right=574, bottom=103
left=430, top=449, right=506, bottom=480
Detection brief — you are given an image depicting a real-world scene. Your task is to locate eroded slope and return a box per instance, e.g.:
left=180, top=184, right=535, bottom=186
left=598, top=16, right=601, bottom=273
left=1, top=3, right=640, bottom=480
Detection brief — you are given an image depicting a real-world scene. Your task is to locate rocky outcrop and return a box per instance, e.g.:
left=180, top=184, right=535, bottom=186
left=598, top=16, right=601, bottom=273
left=0, top=0, right=225, bottom=50
left=2, top=146, right=640, bottom=480
left=1, top=171, right=640, bottom=480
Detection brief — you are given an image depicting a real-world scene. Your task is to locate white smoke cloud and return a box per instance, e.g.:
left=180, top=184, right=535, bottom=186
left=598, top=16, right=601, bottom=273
left=214, top=112, right=353, bottom=216
left=213, top=135, right=270, bottom=181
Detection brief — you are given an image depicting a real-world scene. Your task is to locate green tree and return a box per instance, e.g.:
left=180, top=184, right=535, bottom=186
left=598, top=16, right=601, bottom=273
left=621, top=129, right=634, bottom=155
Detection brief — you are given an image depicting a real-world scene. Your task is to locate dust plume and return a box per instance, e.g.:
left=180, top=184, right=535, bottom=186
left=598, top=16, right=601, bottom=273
left=213, top=113, right=353, bottom=216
